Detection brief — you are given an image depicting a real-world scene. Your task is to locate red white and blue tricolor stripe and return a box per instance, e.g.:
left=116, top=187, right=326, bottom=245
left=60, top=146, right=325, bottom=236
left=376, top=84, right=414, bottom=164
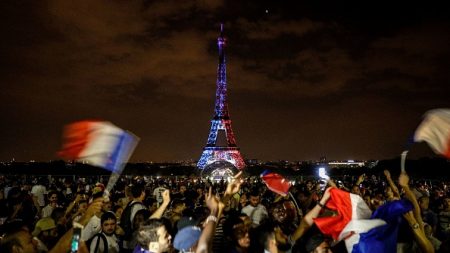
left=58, top=120, right=139, bottom=173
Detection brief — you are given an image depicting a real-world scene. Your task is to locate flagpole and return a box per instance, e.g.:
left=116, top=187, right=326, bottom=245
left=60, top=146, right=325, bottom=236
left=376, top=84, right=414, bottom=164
left=401, top=150, right=408, bottom=173
left=288, top=192, right=302, bottom=218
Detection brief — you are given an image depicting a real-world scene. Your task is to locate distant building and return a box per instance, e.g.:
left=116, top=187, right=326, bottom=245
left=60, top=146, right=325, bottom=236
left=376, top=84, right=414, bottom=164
left=328, top=160, right=366, bottom=168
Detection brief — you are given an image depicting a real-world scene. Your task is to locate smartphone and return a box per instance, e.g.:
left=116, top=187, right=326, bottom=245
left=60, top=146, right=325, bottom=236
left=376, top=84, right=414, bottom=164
left=71, top=227, right=82, bottom=253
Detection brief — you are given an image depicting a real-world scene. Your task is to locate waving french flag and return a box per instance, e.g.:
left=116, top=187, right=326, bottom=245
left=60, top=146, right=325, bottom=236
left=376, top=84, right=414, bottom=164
left=260, top=170, right=291, bottom=196
left=414, top=108, right=450, bottom=158
left=58, top=120, right=139, bottom=173
left=313, top=188, right=413, bottom=253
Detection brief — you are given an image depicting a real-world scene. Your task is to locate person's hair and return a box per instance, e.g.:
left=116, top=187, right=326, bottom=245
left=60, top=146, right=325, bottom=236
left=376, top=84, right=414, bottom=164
left=136, top=219, right=165, bottom=249
left=51, top=207, right=66, bottom=222
left=249, top=189, right=260, bottom=197
left=171, top=198, right=185, bottom=209
left=0, top=221, right=28, bottom=253
left=47, top=190, right=58, bottom=199
left=256, top=222, right=275, bottom=250
left=101, top=211, right=117, bottom=224
left=144, top=197, right=157, bottom=207
left=131, top=184, right=145, bottom=198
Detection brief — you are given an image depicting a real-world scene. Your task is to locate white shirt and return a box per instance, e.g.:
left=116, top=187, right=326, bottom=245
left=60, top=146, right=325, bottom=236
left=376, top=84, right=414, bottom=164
left=89, top=233, right=119, bottom=253
left=242, top=204, right=268, bottom=226
left=41, top=205, right=54, bottom=218
left=153, top=187, right=166, bottom=205
left=81, top=215, right=101, bottom=241
left=31, top=185, right=46, bottom=207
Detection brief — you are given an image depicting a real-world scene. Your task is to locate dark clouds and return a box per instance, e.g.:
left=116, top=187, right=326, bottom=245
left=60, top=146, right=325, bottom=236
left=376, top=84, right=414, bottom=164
left=1, top=0, right=449, bottom=162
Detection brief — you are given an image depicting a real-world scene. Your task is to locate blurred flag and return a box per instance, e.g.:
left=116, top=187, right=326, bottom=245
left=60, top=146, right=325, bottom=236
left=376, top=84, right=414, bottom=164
left=344, top=199, right=413, bottom=253
left=414, top=108, right=450, bottom=158
left=58, top=120, right=139, bottom=173
left=314, top=188, right=413, bottom=253
left=314, top=188, right=375, bottom=240
left=260, top=170, right=291, bottom=196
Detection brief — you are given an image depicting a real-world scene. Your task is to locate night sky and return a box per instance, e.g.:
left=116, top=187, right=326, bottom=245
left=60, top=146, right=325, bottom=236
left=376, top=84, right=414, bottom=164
left=1, top=1, right=449, bottom=162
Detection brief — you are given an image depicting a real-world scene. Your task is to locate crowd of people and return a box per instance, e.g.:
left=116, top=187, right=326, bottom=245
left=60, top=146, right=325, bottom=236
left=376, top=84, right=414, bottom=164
left=0, top=169, right=449, bottom=253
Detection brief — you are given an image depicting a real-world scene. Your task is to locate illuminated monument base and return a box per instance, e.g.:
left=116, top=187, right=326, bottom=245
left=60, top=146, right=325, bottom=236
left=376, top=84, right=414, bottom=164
left=200, top=160, right=239, bottom=181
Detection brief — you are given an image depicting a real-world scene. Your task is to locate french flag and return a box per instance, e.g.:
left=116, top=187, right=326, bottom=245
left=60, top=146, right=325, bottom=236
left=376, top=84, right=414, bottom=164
left=314, top=188, right=413, bottom=253
left=260, top=170, right=291, bottom=197
left=58, top=120, right=139, bottom=173
left=414, top=109, right=450, bottom=158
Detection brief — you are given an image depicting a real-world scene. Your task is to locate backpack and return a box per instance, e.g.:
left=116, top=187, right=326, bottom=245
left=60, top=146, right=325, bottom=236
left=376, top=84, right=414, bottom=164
left=120, top=201, right=142, bottom=241
left=86, top=232, right=108, bottom=253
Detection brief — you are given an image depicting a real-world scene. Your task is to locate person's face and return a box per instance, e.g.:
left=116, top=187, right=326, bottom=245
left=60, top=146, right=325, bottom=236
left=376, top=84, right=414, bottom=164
left=272, top=205, right=287, bottom=223
left=15, top=231, right=38, bottom=253
left=249, top=195, right=260, bottom=207
left=149, top=202, right=158, bottom=213
left=180, top=186, right=187, bottom=193
left=240, top=194, right=247, bottom=205
left=313, top=241, right=332, bottom=253
left=115, top=207, right=123, bottom=219
left=102, top=219, right=116, bottom=235
left=234, top=224, right=250, bottom=248
left=419, top=198, right=429, bottom=210
left=156, top=226, right=172, bottom=252
left=102, top=201, right=112, bottom=212
left=49, top=194, right=58, bottom=203
left=133, top=214, right=146, bottom=229
left=78, top=202, right=88, bottom=212
left=351, top=186, right=360, bottom=195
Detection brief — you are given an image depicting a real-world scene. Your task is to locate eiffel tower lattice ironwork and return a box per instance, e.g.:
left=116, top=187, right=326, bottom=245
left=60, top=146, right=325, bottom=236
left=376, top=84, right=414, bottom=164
left=197, top=24, right=245, bottom=170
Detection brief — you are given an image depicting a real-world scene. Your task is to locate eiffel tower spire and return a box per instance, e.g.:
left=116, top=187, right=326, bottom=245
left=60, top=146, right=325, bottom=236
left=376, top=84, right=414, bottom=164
left=197, top=24, right=245, bottom=172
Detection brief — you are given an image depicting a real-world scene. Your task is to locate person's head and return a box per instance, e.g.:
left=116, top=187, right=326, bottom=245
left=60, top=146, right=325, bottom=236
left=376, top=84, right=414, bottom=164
left=51, top=207, right=67, bottom=225
left=78, top=200, right=88, bottom=213
left=443, top=197, right=450, bottom=211
left=384, top=186, right=394, bottom=199
left=32, top=217, right=58, bottom=245
left=173, top=226, right=201, bottom=252
left=234, top=223, right=251, bottom=249
left=271, top=202, right=287, bottom=223
left=112, top=205, right=123, bottom=220
left=418, top=196, right=430, bottom=210
left=101, top=211, right=117, bottom=236
left=131, top=184, right=145, bottom=200
left=133, top=209, right=151, bottom=230
left=136, top=219, right=171, bottom=253
left=240, top=193, right=248, bottom=206
left=249, top=190, right=260, bottom=207
left=257, top=223, right=277, bottom=253
left=179, top=185, right=187, bottom=194
left=47, top=191, right=58, bottom=204
left=0, top=226, right=38, bottom=253
left=102, top=199, right=112, bottom=212
left=145, top=197, right=158, bottom=214
left=305, top=232, right=332, bottom=253
left=171, top=199, right=186, bottom=214
left=351, top=186, right=360, bottom=195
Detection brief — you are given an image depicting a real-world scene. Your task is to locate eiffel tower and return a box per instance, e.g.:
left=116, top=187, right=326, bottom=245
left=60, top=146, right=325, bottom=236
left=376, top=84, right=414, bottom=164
left=197, top=24, right=245, bottom=174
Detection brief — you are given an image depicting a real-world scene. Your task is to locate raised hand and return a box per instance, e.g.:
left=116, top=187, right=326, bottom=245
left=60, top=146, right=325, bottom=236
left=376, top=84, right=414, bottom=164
left=205, top=187, right=220, bottom=212
left=162, top=189, right=170, bottom=205
left=399, top=173, right=410, bottom=188
left=384, top=170, right=391, bottom=179
left=225, top=171, right=243, bottom=196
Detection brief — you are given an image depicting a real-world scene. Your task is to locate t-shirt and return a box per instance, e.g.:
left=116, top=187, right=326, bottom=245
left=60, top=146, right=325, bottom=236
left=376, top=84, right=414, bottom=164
left=81, top=215, right=101, bottom=242
left=89, top=233, right=119, bottom=253
left=153, top=187, right=166, bottom=205
left=241, top=204, right=268, bottom=226
left=31, top=184, right=46, bottom=207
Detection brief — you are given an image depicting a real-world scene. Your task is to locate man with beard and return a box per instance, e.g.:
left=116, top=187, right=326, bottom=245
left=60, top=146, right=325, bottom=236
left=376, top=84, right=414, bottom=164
left=134, top=218, right=172, bottom=253
left=241, top=190, right=268, bottom=226
left=32, top=217, right=59, bottom=252
left=89, top=211, right=119, bottom=253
